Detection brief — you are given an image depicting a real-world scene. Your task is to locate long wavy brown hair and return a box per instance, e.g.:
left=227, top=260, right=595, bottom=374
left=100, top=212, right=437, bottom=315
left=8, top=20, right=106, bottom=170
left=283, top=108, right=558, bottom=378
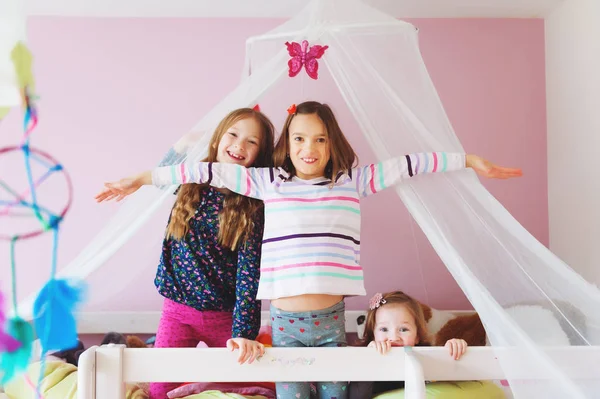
left=165, top=108, right=274, bottom=249
left=273, top=101, right=358, bottom=180
left=359, top=291, right=432, bottom=347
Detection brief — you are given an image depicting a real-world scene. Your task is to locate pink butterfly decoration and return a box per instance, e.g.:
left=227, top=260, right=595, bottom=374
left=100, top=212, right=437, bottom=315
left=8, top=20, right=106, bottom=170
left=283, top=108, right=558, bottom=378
left=285, top=40, right=329, bottom=80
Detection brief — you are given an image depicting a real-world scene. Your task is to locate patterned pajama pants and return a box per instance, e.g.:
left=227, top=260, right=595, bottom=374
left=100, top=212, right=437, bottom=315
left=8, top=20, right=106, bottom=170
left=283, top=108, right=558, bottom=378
left=271, top=300, right=348, bottom=399
left=148, top=299, right=233, bottom=399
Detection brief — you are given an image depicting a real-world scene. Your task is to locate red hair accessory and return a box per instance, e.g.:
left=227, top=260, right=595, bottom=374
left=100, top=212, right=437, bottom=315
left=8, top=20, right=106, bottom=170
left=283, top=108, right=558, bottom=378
left=287, top=104, right=297, bottom=115
left=252, top=104, right=261, bottom=111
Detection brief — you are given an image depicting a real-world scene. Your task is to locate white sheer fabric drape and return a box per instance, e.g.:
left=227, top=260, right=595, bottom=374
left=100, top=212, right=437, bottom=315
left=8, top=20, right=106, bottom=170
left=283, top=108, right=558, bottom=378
left=16, top=1, right=599, bottom=397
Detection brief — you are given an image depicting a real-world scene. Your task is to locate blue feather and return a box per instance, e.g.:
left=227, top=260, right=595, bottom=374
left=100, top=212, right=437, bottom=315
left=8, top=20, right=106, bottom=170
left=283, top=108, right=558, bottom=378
left=33, top=278, right=85, bottom=355
left=0, top=317, right=34, bottom=385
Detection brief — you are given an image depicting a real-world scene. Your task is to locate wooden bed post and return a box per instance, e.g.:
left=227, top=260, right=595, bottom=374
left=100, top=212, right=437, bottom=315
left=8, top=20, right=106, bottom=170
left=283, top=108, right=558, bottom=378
left=77, top=346, right=97, bottom=399
left=95, top=344, right=126, bottom=399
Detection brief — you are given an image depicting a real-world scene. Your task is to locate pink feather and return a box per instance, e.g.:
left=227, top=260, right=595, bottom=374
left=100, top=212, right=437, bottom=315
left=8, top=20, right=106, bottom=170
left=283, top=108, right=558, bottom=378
left=0, top=290, right=21, bottom=353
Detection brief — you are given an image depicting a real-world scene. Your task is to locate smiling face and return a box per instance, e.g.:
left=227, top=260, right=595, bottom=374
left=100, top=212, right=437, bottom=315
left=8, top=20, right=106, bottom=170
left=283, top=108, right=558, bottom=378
left=215, top=117, right=263, bottom=167
left=288, top=113, right=331, bottom=180
left=373, top=303, right=419, bottom=347
left=273, top=102, right=357, bottom=180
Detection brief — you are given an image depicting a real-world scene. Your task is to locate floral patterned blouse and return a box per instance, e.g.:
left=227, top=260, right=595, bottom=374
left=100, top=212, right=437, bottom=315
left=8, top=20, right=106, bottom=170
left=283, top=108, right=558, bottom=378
left=155, top=186, right=263, bottom=339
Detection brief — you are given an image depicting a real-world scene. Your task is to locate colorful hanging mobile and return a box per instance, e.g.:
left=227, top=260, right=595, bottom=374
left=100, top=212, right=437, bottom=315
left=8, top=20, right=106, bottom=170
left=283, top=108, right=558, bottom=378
left=0, top=35, right=84, bottom=394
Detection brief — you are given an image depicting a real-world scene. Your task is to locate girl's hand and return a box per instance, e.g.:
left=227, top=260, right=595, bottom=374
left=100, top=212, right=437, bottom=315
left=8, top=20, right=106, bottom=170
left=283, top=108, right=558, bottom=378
left=94, top=172, right=152, bottom=203
left=445, top=338, right=467, bottom=360
left=368, top=340, right=392, bottom=355
left=226, top=338, right=265, bottom=364
left=465, top=154, right=523, bottom=179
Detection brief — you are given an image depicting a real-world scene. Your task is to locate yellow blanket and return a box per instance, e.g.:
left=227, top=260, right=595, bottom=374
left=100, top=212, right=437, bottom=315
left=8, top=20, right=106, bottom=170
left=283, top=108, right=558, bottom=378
left=179, top=393, right=268, bottom=399
left=3, top=361, right=147, bottom=399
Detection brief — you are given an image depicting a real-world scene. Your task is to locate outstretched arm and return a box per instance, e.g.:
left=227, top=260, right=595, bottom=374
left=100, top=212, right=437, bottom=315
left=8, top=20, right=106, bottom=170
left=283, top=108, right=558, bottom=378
left=356, top=152, right=522, bottom=197
left=95, top=171, right=152, bottom=202
left=95, top=162, right=269, bottom=203
left=465, top=154, right=522, bottom=179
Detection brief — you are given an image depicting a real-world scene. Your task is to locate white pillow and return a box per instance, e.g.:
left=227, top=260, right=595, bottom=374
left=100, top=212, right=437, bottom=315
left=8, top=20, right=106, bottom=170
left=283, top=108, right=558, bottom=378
left=493, top=305, right=570, bottom=346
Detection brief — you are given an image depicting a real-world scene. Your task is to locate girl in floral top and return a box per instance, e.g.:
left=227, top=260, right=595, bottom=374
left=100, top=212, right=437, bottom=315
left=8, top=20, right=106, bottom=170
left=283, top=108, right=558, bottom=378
left=99, top=108, right=274, bottom=399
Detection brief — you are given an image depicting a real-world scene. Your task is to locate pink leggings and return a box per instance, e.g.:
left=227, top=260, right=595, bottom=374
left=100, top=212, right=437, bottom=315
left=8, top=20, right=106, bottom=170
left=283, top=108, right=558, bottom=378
left=148, top=299, right=233, bottom=399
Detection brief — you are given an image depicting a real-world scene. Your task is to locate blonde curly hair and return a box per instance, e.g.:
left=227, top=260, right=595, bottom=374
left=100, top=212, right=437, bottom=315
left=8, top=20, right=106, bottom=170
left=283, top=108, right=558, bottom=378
left=165, top=108, right=274, bottom=249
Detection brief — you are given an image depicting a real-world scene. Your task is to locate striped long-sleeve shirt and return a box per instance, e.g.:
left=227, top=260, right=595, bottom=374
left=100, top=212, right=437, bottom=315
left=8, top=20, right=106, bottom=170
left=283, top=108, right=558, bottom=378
left=152, top=152, right=466, bottom=300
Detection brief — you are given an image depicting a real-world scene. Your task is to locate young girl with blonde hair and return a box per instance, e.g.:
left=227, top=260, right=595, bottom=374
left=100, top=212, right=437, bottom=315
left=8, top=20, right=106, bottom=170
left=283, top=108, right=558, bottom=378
left=99, top=108, right=274, bottom=399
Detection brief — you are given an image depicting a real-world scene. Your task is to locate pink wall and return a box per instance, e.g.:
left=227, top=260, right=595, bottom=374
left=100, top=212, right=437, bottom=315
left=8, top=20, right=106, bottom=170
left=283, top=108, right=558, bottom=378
left=0, top=18, right=547, bottom=314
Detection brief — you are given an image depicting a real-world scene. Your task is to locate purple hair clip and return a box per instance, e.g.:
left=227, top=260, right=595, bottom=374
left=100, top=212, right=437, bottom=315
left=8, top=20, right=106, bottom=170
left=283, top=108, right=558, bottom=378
left=369, top=293, right=386, bottom=310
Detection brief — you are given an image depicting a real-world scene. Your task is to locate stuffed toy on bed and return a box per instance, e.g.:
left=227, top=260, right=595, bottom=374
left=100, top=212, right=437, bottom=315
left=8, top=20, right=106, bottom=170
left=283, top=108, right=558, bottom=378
left=419, top=304, right=487, bottom=346
left=420, top=302, right=573, bottom=347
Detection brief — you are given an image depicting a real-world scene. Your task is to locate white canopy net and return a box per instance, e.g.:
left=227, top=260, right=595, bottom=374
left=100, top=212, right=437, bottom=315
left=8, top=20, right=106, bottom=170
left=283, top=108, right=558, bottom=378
left=12, top=0, right=600, bottom=397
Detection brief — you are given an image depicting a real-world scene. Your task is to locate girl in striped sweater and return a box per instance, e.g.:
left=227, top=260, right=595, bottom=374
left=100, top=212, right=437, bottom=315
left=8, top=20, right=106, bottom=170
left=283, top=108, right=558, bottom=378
left=96, top=101, right=522, bottom=399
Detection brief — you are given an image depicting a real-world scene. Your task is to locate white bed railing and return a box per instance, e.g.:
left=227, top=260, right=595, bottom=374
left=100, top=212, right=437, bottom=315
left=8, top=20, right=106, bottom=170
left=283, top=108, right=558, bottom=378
left=77, top=345, right=600, bottom=399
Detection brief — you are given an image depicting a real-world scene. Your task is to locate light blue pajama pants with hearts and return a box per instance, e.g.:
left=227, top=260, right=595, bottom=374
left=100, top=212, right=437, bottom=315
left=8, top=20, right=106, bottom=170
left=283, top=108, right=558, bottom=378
left=270, top=300, right=348, bottom=399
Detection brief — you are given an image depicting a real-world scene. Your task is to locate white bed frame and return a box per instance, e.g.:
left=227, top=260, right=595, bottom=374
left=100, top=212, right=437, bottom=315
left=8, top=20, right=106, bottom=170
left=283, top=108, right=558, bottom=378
left=76, top=345, right=600, bottom=399
left=73, top=311, right=600, bottom=399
